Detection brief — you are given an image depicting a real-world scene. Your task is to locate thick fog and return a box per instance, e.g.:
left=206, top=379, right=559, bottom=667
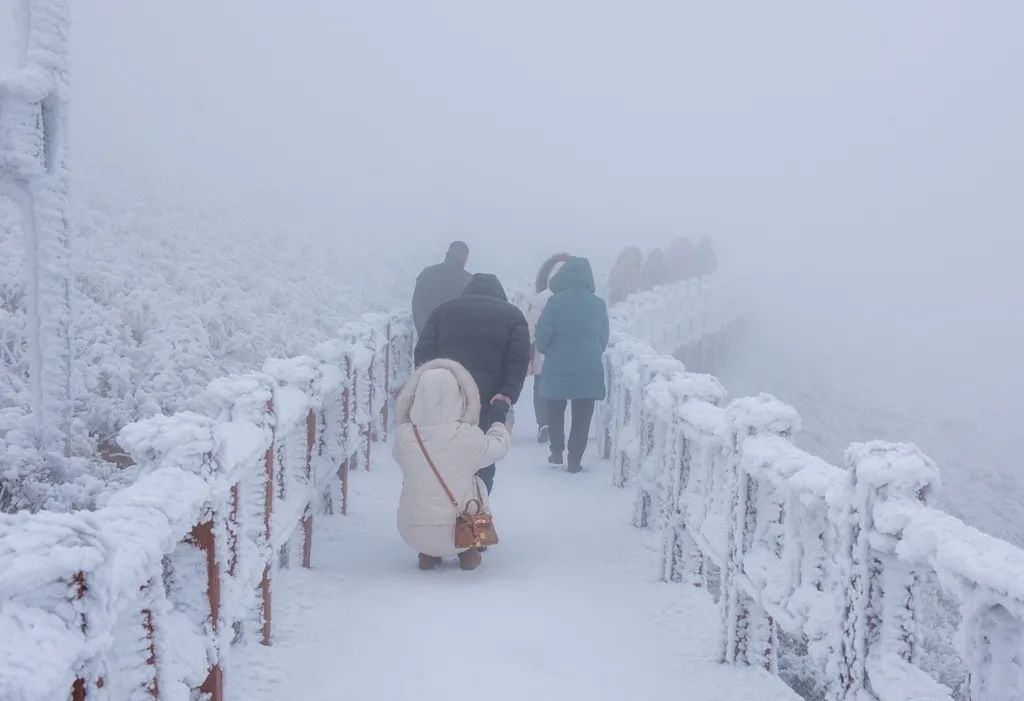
left=19, top=2, right=1024, bottom=538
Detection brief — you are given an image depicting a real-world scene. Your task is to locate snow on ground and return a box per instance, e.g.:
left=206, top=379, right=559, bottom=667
left=227, top=379, right=798, bottom=701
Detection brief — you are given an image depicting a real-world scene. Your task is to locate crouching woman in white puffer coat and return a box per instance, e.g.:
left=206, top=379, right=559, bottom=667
left=393, top=358, right=511, bottom=571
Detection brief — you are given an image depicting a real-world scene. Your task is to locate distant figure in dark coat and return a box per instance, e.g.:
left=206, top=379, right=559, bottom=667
left=667, top=237, right=696, bottom=282
left=411, top=241, right=473, bottom=334
left=536, top=257, right=610, bottom=473
left=640, top=248, right=671, bottom=291
left=607, top=247, right=644, bottom=306
left=694, top=235, right=719, bottom=276
left=415, top=273, right=531, bottom=492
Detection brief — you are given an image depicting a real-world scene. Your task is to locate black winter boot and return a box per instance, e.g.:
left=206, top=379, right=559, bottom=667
left=548, top=451, right=563, bottom=466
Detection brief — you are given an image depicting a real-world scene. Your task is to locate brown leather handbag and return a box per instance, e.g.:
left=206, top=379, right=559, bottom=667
left=413, top=426, right=499, bottom=549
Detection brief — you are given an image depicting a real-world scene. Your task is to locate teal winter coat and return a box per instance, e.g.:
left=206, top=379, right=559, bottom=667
left=536, top=257, right=610, bottom=401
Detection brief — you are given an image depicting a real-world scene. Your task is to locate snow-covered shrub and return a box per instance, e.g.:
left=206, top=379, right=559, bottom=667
left=0, top=197, right=28, bottom=416
left=1, top=163, right=425, bottom=512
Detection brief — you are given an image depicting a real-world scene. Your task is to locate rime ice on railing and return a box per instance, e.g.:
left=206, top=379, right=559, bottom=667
left=599, top=275, right=1024, bottom=701
left=0, top=311, right=415, bottom=701
left=0, top=0, right=74, bottom=457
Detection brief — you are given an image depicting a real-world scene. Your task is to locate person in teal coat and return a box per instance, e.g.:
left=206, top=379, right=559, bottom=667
left=536, top=256, right=610, bottom=472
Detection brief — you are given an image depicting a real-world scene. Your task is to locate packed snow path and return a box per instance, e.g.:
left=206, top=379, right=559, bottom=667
left=227, top=380, right=797, bottom=701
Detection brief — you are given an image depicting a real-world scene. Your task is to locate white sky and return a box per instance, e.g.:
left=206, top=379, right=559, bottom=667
left=67, top=2, right=1024, bottom=268
left=55, top=1, right=1024, bottom=519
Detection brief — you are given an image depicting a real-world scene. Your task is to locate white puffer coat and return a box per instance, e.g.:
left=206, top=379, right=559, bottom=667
left=393, top=359, right=511, bottom=557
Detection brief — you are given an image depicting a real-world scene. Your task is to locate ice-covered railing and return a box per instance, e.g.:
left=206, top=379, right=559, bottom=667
left=0, top=311, right=415, bottom=701
left=597, top=278, right=1024, bottom=701
left=0, top=0, right=75, bottom=453
left=608, top=274, right=740, bottom=370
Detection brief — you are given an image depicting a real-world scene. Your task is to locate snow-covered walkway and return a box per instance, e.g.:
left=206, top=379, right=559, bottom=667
left=228, top=380, right=798, bottom=701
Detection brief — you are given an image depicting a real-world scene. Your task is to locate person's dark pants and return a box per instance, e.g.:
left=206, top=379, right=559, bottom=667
left=475, top=464, right=496, bottom=494
left=475, top=401, right=506, bottom=493
left=533, top=378, right=548, bottom=429
left=547, top=399, right=596, bottom=466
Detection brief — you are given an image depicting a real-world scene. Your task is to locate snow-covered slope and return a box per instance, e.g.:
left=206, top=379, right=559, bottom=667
left=70, top=174, right=413, bottom=443
left=715, top=314, right=1024, bottom=549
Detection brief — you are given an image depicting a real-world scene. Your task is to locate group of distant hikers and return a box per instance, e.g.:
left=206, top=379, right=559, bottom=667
left=606, top=235, right=718, bottom=306
left=395, top=238, right=713, bottom=572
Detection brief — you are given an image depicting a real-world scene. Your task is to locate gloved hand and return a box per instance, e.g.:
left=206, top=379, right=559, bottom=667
left=487, top=395, right=511, bottom=424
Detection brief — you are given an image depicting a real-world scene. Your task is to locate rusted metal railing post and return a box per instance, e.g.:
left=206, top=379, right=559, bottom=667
left=362, top=421, right=372, bottom=470
left=340, top=458, right=350, bottom=515
left=140, top=582, right=159, bottom=699
left=381, top=354, right=391, bottom=437
left=340, top=356, right=352, bottom=514
left=72, top=572, right=87, bottom=699
left=275, top=399, right=289, bottom=570
left=261, top=399, right=275, bottom=646
left=364, top=362, right=374, bottom=470
left=275, top=412, right=286, bottom=504
left=227, top=484, right=239, bottom=578
left=70, top=571, right=103, bottom=699
left=379, top=322, right=391, bottom=441
left=302, top=408, right=316, bottom=569
left=189, top=521, right=223, bottom=700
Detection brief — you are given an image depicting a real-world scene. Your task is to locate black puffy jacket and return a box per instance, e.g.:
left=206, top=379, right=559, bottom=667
left=415, top=274, right=531, bottom=405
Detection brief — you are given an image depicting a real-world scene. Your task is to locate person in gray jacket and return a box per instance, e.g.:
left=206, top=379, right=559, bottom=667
left=412, top=241, right=473, bottom=333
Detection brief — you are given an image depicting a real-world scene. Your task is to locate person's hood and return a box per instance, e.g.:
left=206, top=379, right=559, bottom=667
left=462, top=273, right=508, bottom=301
left=396, top=359, right=481, bottom=426
left=550, top=256, right=596, bottom=293
left=547, top=261, right=565, bottom=288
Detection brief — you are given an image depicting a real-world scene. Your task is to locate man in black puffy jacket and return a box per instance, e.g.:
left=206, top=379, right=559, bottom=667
left=415, top=273, right=531, bottom=492
left=411, top=241, right=473, bottom=334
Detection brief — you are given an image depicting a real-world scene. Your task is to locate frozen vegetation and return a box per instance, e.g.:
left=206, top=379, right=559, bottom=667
left=0, top=175, right=423, bottom=512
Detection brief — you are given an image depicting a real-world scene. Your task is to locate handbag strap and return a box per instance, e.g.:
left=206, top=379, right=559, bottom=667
left=412, top=425, right=459, bottom=510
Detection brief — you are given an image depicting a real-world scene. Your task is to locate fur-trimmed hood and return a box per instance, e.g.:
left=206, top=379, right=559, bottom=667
left=395, top=358, right=481, bottom=426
